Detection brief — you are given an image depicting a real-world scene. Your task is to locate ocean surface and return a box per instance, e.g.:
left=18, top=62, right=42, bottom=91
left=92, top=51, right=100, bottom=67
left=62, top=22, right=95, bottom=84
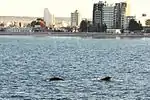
left=0, top=36, right=150, bottom=100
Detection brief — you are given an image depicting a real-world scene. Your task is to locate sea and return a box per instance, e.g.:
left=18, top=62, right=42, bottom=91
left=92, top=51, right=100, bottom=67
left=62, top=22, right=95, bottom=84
left=0, top=36, right=150, bottom=100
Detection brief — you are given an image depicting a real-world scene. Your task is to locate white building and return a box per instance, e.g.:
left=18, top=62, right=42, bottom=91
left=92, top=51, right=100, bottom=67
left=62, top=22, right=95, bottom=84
left=94, top=10, right=102, bottom=24
left=103, top=6, right=115, bottom=29
left=44, top=8, right=53, bottom=27
left=71, top=10, right=81, bottom=27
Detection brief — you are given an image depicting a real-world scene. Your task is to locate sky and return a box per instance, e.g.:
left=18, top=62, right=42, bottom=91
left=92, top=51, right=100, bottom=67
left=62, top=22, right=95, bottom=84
left=0, top=0, right=150, bottom=19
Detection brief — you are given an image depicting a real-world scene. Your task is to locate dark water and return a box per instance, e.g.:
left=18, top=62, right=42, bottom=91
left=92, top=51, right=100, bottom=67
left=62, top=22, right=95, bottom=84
left=0, top=36, right=150, bottom=100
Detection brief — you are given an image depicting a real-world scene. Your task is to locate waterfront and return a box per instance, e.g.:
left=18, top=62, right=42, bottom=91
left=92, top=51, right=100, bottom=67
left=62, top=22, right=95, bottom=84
left=0, top=36, right=150, bottom=99
left=0, top=32, right=150, bottom=39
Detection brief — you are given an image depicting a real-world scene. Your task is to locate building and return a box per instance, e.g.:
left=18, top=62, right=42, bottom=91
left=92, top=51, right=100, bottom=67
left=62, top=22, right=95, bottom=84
left=44, top=8, right=54, bottom=27
left=114, top=2, right=127, bottom=29
left=125, top=16, right=136, bottom=29
left=0, top=16, right=36, bottom=27
left=103, top=6, right=115, bottom=29
left=0, top=16, right=70, bottom=28
left=71, top=10, right=81, bottom=27
left=120, top=2, right=127, bottom=29
left=143, top=26, right=150, bottom=33
left=93, top=1, right=104, bottom=26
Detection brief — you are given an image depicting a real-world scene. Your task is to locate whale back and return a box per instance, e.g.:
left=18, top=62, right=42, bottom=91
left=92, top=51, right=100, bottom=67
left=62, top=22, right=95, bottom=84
left=49, top=77, right=64, bottom=81
left=101, top=76, right=111, bottom=81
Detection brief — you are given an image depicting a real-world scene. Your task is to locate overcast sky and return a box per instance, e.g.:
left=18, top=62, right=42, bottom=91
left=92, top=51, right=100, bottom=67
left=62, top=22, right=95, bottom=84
left=0, top=0, right=150, bottom=19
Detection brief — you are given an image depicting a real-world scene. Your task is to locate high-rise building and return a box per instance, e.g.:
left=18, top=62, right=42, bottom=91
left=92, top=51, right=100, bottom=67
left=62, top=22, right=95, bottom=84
left=44, top=8, right=53, bottom=27
left=103, top=6, right=115, bottom=29
left=114, top=2, right=127, bottom=29
left=93, top=1, right=104, bottom=26
left=71, top=10, right=81, bottom=27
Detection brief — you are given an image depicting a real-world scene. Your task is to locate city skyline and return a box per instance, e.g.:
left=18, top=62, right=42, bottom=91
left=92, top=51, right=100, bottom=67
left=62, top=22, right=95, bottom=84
left=0, top=0, right=150, bottom=19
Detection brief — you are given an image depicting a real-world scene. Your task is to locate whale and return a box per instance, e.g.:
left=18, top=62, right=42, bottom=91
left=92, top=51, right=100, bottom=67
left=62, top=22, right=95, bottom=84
left=100, top=76, right=111, bottom=81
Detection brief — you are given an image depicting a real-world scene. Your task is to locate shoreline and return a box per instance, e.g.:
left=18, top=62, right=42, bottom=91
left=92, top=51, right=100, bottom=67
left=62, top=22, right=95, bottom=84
left=0, top=32, right=150, bottom=39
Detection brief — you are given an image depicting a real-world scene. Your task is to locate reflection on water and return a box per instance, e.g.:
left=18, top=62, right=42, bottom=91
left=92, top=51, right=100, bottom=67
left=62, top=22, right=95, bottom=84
left=0, top=36, right=150, bottom=100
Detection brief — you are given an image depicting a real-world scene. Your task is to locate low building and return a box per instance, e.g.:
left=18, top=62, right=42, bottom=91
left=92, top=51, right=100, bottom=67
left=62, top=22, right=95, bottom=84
left=143, top=26, right=150, bottom=33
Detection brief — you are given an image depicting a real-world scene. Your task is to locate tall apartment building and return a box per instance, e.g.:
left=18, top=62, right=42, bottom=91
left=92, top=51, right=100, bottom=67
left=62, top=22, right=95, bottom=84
left=71, top=10, right=81, bottom=27
left=93, top=1, right=104, bottom=26
left=103, top=6, right=115, bottom=29
left=44, top=8, right=51, bottom=27
left=114, top=2, right=127, bottom=29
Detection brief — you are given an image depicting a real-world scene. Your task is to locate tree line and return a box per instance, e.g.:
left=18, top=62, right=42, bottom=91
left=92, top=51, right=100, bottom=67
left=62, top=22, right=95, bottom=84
left=128, top=19, right=143, bottom=31
left=29, top=18, right=46, bottom=27
left=29, top=18, right=143, bottom=33
left=79, top=20, right=107, bottom=32
left=79, top=19, right=143, bottom=32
